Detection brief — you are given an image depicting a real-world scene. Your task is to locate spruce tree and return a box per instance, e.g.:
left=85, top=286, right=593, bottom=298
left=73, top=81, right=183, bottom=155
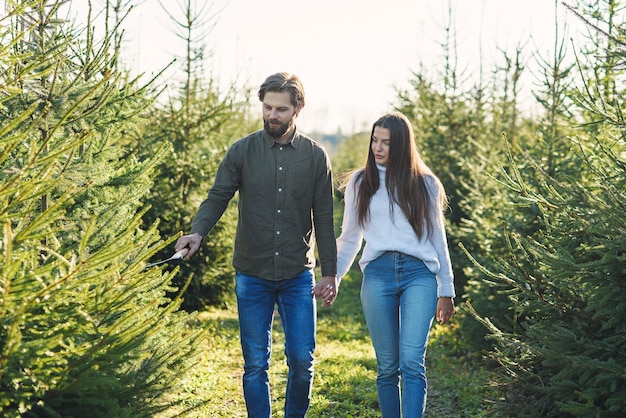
left=0, top=1, right=205, bottom=416
left=461, top=1, right=626, bottom=415
left=457, top=3, right=580, bottom=353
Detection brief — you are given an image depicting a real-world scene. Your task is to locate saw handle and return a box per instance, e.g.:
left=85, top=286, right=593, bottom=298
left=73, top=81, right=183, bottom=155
left=172, top=248, right=189, bottom=259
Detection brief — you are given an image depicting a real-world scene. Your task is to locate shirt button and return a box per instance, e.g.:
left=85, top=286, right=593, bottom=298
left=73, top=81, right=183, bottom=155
left=278, top=188, right=282, bottom=192
left=279, top=146, right=283, bottom=151
left=276, top=231, right=280, bottom=235
left=279, top=166, right=283, bottom=170
left=277, top=209, right=281, bottom=213
left=275, top=251, right=279, bottom=256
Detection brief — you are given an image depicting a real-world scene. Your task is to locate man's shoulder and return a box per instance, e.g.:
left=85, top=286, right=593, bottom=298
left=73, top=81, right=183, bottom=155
left=229, top=130, right=266, bottom=150
left=294, top=131, right=329, bottom=155
left=295, top=131, right=319, bottom=146
left=234, top=130, right=264, bottom=144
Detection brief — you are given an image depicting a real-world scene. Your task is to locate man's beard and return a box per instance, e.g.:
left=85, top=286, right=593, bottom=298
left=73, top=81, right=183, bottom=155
left=264, top=117, right=294, bottom=139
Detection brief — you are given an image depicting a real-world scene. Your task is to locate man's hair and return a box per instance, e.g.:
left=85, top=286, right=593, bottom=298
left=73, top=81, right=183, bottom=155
left=258, top=72, right=305, bottom=109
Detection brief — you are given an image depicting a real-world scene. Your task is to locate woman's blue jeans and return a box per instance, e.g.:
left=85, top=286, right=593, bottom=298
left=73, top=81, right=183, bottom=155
left=235, top=269, right=316, bottom=418
left=361, top=252, right=438, bottom=418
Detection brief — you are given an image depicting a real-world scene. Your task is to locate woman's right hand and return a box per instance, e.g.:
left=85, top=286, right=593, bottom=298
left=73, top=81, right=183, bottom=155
left=436, top=297, right=455, bottom=324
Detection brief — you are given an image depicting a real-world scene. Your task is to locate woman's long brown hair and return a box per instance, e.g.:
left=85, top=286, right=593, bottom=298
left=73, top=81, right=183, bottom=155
left=353, top=112, right=445, bottom=239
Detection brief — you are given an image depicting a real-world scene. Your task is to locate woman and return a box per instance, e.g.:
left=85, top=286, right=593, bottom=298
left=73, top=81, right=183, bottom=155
left=336, top=112, right=455, bottom=417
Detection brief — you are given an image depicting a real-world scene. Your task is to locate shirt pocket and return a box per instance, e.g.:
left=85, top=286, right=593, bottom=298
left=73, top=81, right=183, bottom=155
left=288, top=170, right=314, bottom=206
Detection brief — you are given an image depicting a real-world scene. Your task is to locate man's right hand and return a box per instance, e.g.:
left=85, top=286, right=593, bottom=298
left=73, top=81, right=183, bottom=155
left=175, top=233, right=203, bottom=259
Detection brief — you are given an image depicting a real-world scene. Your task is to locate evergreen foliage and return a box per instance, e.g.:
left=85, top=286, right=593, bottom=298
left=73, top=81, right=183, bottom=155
left=459, top=1, right=626, bottom=415
left=464, top=128, right=625, bottom=416
left=457, top=16, right=580, bottom=353
left=0, top=1, right=206, bottom=416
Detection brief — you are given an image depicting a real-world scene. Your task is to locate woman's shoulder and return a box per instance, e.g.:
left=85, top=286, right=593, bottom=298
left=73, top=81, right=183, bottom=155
left=422, top=172, right=442, bottom=186
left=421, top=173, right=446, bottom=197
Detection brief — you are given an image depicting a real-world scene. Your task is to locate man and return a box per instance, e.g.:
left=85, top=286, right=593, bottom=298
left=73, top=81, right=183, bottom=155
left=175, top=72, right=338, bottom=418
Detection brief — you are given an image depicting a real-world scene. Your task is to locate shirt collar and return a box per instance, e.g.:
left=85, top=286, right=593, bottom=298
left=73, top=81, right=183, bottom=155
left=261, top=128, right=301, bottom=149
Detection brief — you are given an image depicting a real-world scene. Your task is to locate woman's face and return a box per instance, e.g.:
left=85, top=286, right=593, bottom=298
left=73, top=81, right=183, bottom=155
left=371, top=126, right=390, bottom=166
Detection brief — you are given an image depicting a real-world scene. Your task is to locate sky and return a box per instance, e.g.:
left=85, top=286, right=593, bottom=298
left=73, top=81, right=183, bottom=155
left=67, top=0, right=588, bottom=134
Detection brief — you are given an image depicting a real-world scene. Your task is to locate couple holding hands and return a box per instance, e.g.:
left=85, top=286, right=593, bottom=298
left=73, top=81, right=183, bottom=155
left=175, top=72, right=455, bottom=418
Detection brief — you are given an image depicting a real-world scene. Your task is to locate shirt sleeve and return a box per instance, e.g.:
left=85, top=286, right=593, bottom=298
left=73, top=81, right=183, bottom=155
left=190, top=142, right=242, bottom=238
left=312, top=146, right=338, bottom=278
left=336, top=173, right=364, bottom=281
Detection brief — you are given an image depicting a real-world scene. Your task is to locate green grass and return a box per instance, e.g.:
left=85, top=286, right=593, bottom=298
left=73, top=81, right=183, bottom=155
left=158, top=270, right=500, bottom=417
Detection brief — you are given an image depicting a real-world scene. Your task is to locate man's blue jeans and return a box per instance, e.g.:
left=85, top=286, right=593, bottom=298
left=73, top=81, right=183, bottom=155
left=235, top=269, right=316, bottom=418
left=361, top=252, right=438, bottom=418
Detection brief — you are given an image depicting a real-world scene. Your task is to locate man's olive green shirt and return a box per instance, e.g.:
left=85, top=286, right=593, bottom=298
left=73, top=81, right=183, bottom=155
left=191, top=129, right=337, bottom=281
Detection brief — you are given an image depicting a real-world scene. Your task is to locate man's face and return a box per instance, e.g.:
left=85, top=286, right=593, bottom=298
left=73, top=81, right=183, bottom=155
left=262, top=91, right=299, bottom=139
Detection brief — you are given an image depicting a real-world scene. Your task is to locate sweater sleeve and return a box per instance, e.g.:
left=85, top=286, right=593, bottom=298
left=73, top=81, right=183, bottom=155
left=336, top=173, right=364, bottom=281
left=426, top=177, right=455, bottom=298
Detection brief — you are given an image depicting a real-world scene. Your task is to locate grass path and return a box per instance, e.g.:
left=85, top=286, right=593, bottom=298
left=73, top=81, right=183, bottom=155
left=160, top=271, right=498, bottom=417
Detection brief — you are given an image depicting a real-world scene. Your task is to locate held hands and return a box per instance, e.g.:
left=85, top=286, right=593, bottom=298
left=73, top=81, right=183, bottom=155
left=175, top=234, right=340, bottom=308
left=175, top=233, right=203, bottom=259
left=177, top=233, right=340, bottom=308
left=436, top=297, right=455, bottom=324
left=314, top=275, right=339, bottom=308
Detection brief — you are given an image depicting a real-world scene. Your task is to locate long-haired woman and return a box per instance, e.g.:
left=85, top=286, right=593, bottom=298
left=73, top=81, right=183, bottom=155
left=336, top=111, right=455, bottom=418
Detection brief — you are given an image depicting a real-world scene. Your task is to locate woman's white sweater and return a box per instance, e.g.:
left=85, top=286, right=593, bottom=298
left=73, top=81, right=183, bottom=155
left=336, top=165, right=455, bottom=298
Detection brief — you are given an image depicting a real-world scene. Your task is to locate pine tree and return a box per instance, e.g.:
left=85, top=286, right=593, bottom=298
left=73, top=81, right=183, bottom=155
left=0, top=1, right=205, bottom=415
